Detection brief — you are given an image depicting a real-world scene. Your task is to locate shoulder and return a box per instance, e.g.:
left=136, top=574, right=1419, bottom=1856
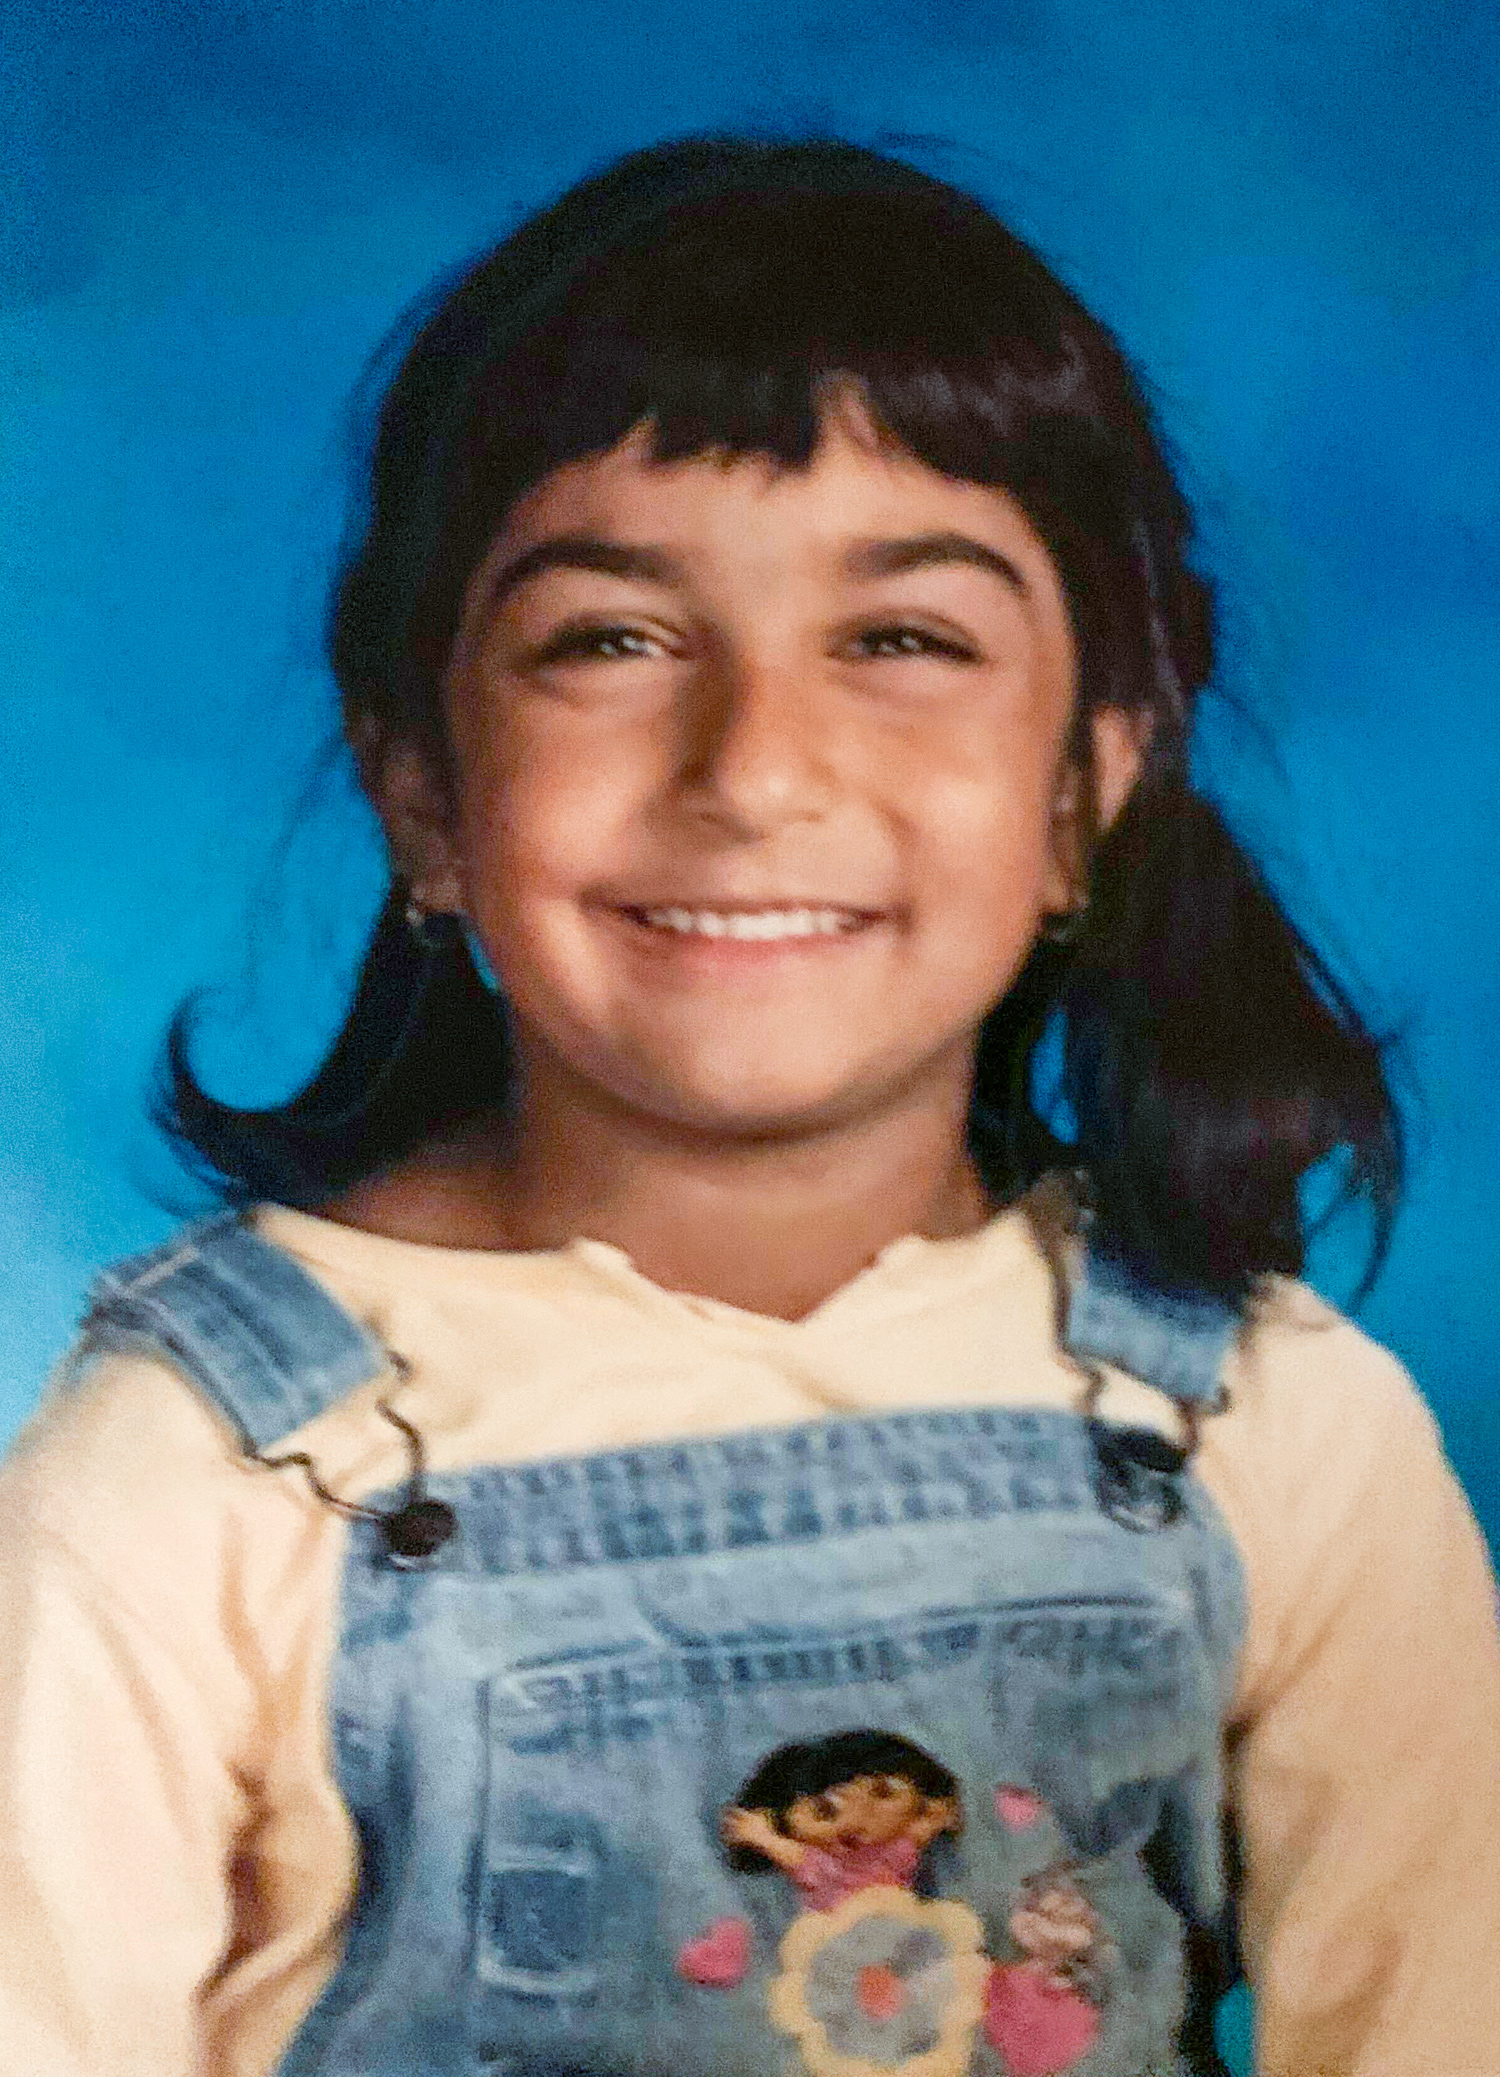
left=11, top=1213, right=291, bottom=1531
left=4, top=1265, right=346, bottom=1568
left=6, top=1340, right=264, bottom=1544
left=1, top=1214, right=380, bottom=1671
left=76, top=1211, right=387, bottom=1452
left=0, top=1341, right=347, bottom=1764
left=1212, top=1279, right=1441, bottom=1496
left=1198, top=1281, right=1478, bottom=1717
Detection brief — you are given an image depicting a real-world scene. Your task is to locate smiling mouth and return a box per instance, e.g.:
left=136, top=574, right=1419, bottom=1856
left=620, top=905, right=878, bottom=942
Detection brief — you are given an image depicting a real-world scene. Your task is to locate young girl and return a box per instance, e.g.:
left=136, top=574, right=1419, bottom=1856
left=2, top=136, right=1497, bottom=2077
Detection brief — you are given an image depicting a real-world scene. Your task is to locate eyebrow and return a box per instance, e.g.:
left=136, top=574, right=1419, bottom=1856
left=484, top=527, right=1032, bottom=609
left=843, top=531, right=1031, bottom=596
left=485, top=537, right=681, bottom=609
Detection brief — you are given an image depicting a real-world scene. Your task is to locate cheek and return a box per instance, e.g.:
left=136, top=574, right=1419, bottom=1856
left=915, top=767, right=1067, bottom=943
left=453, top=732, right=637, bottom=910
left=907, top=703, right=1068, bottom=856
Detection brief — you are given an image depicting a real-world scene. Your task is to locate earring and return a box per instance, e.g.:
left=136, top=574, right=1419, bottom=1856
left=403, top=894, right=455, bottom=952
left=1038, top=902, right=1088, bottom=947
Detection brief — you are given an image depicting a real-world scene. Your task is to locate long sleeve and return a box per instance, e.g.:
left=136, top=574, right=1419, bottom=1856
left=0, top=1354, right=356, bottom=2077
left=1223, top=1343, right=1500, bottom=2076
left=0, top=1515, right=243, bottom=2076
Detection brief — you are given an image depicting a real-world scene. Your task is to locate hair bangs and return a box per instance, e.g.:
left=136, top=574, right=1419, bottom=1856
left=478, top=184, right=1100, bottom=494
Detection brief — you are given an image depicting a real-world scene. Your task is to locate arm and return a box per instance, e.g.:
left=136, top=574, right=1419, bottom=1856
left=1225, top=1349, right=1500, bottom=2076
left=0, top=1351, right=351, bottom=2077
left=721, top=1806, right=807, bottom=1871
left=0, top=1517, right=242, bottom=2077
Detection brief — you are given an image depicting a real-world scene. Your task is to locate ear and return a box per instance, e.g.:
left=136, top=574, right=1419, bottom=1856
left=1045, top=704, right=1149, bottom=912
left=1091, top=703, right=1149, bottom=830
left=360, top=728, right=466, bottom=916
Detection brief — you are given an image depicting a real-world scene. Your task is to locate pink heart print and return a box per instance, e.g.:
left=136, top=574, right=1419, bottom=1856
left=675, top=1915, right=753, bottom=1987
left=983, top=1962, right=1101, bottom=2075
left=994, top=1785, right=1048, bottom=1830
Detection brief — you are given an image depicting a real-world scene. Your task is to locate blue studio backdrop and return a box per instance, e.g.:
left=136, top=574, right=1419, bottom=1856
left=6, top=5, right=1499, bottom=2066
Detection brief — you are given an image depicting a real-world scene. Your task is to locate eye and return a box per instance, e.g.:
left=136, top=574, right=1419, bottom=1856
left=849, top=623, right=978, bottom=663
left=529, top=622, right=668, bottom=665
left=811, top=1794, right=840, bottom=1822
left=869, top=1776, right=900, bottom=1799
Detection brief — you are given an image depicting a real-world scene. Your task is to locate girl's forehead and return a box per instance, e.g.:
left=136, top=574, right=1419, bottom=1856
left=473, top=411, right=1068, bottom=608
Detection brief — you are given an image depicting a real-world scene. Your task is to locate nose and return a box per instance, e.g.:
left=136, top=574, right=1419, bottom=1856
left=676, top=649, right=837, bottom=838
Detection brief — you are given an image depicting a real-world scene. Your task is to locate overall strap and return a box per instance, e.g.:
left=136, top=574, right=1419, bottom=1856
left=1064, top=1242, right=1238, bottom=1409
left=81, top=1212, right=386, bottom=1452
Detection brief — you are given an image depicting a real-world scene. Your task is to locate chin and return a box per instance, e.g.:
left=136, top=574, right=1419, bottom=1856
left=629, top=1069, right=918, bottom=1141
left=654, top=1096, right=854, bottom=1140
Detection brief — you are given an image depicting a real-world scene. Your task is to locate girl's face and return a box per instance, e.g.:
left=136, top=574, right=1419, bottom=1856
left=401, top=411, right=1140, bottom=1144
left=784, top=1772, right=928, bottom=1852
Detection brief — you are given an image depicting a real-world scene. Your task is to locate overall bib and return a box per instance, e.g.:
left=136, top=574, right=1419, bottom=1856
left=84, top=1215, right=1247, bottom=2077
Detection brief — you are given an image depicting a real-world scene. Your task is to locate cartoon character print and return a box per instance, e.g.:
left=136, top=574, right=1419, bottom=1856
left=983, top=1863, right=1106, bottom=2077
left=720, top=1729, right=964, bottom=1913
left=677, top=1734, right=1108, bottom=2077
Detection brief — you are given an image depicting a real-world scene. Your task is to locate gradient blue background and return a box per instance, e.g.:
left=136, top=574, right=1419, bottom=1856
left=6, top=5, right=1498, bottom=2063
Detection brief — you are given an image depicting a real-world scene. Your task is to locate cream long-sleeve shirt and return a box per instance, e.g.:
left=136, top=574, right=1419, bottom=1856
left=0, top=1204, right=1497, bottom=2076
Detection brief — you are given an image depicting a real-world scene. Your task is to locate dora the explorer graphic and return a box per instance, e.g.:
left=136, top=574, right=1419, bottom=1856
left=679, top=1730, right=1106, bottom=2077
left=721, top=1729, right=964, bottom=1911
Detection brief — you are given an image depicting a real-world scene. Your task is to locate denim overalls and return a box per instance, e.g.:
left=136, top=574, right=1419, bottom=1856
left=84, top=1213, right=1247, bottom=2077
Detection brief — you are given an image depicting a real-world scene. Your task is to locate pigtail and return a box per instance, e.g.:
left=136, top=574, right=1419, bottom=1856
left=1054, top=780, right=1400, bottom=1301
left=156, top=890, right=508, bottom=1206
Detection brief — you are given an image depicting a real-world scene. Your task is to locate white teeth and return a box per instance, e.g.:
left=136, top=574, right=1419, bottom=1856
left=637, top=906, right=859, bottom=940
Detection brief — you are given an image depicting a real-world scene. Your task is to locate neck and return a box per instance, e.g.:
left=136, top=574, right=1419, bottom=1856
left=321, top=1064, right=994, bottom=1321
